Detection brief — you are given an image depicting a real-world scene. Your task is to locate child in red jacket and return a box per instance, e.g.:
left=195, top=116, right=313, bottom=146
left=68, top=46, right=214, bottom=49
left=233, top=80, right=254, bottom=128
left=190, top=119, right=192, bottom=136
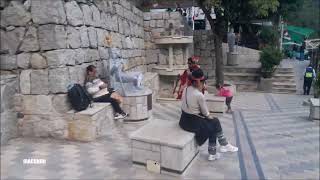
left=216, top=84, right=233, bottom=113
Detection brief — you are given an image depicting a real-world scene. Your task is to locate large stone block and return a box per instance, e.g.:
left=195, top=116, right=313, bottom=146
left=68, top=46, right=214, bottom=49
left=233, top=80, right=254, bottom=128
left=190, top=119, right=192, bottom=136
left=151, top=12, right=163, bottom=20
left=143, top=12, right=151, bottom=20
left=43, top=49, right=76, bottom=67
left=123, top=21, right=131, bottom=36
left=30, top=70, right=49, bottom=95
left=0, top=28, right=25, bottom=55
left=130, top=119, right=198, bottom=174
left=0, top=55, right=17, bottom=70
left=38, top=24, right=67, bottom=50
left=0, top=1, right=31, bottom=27
left=20, top=94, right=70, bottom=115
left=49, top=67, right=70, bottom=93
left=20, top=26, right=40, bottom=52
left=115, top=4, right=124, bottom=17
left=1, top=75, right=18, bottom=112
left=31, top=0, right=66, bottom=24
left=65, top=1, right=83, bottom=26
left=1, top=111, right=18, bottom=145
left=30, top=53, right=47, bottom=69
left=19, top=114, right=68, bottom=139
left=96, top=28, right=109, bottom=47
left=111, top=15, right=118, bottom=32
left=101, top=13, right=112, bottom=30
left=67, top=26, right=81, bottom=49
left=81, top=4, right=94, bottom=26
left=66, top=103, right=114, bottom=141
left=85, top=49, right=100, bottom=62
left=98, top=47, right=110, bottom=60
left=17, top=53, right=31, bottom=69
left=91, top=5, right=101, bottom=27
left=73, top=48, right=85, bottom=64
left=79, top=26, right=90, bottom=48
left=88, top=27, right=98, bottom=48
left=20, top=70, right=32, bottom=94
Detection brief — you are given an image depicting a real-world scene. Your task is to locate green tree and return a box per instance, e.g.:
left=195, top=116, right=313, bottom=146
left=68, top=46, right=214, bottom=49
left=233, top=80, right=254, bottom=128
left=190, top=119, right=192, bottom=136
left=195, top=0, right=279, bottom=85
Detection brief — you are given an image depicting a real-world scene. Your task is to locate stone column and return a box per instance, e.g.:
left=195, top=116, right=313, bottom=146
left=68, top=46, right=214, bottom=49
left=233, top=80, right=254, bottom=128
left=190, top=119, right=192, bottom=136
left=168, top=45, right=173, bottom=70
left=183, top=45, right=189, bottom=64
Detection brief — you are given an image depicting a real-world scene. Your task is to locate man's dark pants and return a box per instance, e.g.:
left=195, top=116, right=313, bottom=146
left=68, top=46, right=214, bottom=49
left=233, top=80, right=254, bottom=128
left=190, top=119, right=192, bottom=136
left=303, top=77, right=313, bottom=95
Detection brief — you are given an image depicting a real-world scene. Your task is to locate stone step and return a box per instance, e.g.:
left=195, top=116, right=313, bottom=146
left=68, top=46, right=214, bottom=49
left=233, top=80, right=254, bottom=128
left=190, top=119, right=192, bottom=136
left=224, top=72, right=260, bottom=81
left=272, top=74, right=295, bottom=81
left=272, top=82, right=296, bottom=89
left=236, top=82, right=259, bottom=92
left=272, top=87, right=297, bottom=94
left=224, top=66, right=260, bottom=74
left=275, top=67, right=294, bottom=74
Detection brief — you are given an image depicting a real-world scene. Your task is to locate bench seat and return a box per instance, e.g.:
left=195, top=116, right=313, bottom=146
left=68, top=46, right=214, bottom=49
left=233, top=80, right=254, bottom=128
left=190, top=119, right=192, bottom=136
left=130, top=119, right=198, bottom=174
left=66, top=103, right=114, bottom=142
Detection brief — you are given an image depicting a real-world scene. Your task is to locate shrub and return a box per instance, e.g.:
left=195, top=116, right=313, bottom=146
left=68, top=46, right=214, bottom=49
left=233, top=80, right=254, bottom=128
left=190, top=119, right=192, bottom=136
left=259, top=46, right=283, bottom=78
left=259, top=27, right=279, bottom=47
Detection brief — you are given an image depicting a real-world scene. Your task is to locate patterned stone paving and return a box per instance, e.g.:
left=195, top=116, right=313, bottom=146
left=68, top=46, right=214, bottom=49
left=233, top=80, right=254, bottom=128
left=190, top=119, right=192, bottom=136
left=1, top=92, right=319, bottom=179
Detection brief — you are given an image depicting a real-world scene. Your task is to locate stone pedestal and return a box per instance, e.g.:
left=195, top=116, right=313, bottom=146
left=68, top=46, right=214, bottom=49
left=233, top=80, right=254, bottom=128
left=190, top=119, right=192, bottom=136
left=309, top=98, right=319, bottom=120
left=122, top=88, right=152, bottom=121
left=130, top=119, right=199, bottom=174
left=66, top=103, right=114, bottom=142
left=259, top=77, right=273, bottom=92
left=227, top=52, right=239, bottom=66
left=205, top=94, right=226, bottom=113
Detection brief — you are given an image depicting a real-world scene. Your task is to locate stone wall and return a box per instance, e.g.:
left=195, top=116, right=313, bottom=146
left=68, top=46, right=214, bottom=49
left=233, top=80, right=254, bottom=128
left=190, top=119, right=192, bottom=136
left=0, top=0, right=145, bottom=139
left=0, top=75, right=18, bottom=144
left=143, top=11, right=193, bottom=71
left=193, top=30, right=215, bottom=77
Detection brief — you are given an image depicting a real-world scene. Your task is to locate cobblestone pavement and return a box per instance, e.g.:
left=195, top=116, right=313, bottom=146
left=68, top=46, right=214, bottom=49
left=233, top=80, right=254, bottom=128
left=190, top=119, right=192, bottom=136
left=1, top=92, right=319, bottom=179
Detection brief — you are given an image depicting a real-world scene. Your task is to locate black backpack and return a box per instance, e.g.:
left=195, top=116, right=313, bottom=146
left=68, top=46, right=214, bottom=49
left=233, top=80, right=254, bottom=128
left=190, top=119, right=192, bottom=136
left=67, top=84, right=92, bottom=111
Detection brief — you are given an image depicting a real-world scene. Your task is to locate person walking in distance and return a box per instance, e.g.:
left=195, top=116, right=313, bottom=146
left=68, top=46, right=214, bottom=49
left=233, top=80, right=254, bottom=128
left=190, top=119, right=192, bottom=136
left=303, top=64, right=316, bottom=95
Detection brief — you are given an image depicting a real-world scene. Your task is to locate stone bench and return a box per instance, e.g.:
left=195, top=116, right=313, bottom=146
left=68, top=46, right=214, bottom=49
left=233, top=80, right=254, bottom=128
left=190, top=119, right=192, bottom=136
left=66, top=103, right=114, bottom=142
left=309, top=98, right=319, bottom=120
left=205, top=94, right=226, bottom=113
left=130, top=119, right=199, bottom=174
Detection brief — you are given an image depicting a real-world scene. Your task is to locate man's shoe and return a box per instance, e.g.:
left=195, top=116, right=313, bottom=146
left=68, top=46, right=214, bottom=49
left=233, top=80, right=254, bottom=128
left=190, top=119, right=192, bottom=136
left=114, top=113, right=125, bottom=120
left=220, top=144, right=238, bottom=153
left=208, top=153, right=220, bottom=161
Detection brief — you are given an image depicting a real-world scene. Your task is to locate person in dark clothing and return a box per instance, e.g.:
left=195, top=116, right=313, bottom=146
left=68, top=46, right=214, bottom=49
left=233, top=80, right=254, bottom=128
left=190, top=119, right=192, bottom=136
left=85, top=65, right=128, bottom=119
left=179, top=69, right=238, bottom=161
left=303, top=64, right=316, bottom=95
left=300, top=40, right=306, bottom=60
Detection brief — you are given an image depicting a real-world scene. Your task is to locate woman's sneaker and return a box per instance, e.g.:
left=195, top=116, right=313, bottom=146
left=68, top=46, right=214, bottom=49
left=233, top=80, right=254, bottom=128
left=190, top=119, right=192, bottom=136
left=114, top=113, right=125, bottom=120
left=220, top=144, right=238, bottom=153
left=208, top=153, right=221, bottom=161
left=121, top=112, right=128, bottom=118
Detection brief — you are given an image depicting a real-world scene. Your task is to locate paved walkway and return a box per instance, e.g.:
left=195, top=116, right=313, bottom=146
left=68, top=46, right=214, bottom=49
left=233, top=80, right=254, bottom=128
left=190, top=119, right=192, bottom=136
left=1, top=92, right=319, bottom=179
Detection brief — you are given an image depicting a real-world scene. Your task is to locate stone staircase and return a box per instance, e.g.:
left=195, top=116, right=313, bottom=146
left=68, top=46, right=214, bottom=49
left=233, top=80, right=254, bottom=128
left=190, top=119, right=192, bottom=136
left=208, top=65, right=297, bottom=94
left=272, top=67, right=296, bottom=94
left=223, top=66, right=260, bottom=92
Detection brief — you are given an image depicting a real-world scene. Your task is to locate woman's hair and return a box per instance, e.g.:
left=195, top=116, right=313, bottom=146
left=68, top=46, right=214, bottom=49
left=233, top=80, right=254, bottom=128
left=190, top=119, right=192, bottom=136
left=85, top=65, right=97, bottom=84
left=190, top=69, right=206, bottom=87
left=215, top=83, right=222, bottom=89
left=86, top=65, right=96, bottom=73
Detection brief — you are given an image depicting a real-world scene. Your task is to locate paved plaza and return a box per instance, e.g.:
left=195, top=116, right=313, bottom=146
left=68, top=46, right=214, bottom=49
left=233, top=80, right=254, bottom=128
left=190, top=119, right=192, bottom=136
left=1, top=91, right=319, bottom=179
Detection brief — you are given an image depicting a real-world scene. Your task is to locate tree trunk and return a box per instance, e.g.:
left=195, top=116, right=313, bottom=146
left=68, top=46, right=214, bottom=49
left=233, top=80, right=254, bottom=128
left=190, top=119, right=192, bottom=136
left=213, top=35, right=224, bottom=85
left=197, top=0, right=225, bottom=85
